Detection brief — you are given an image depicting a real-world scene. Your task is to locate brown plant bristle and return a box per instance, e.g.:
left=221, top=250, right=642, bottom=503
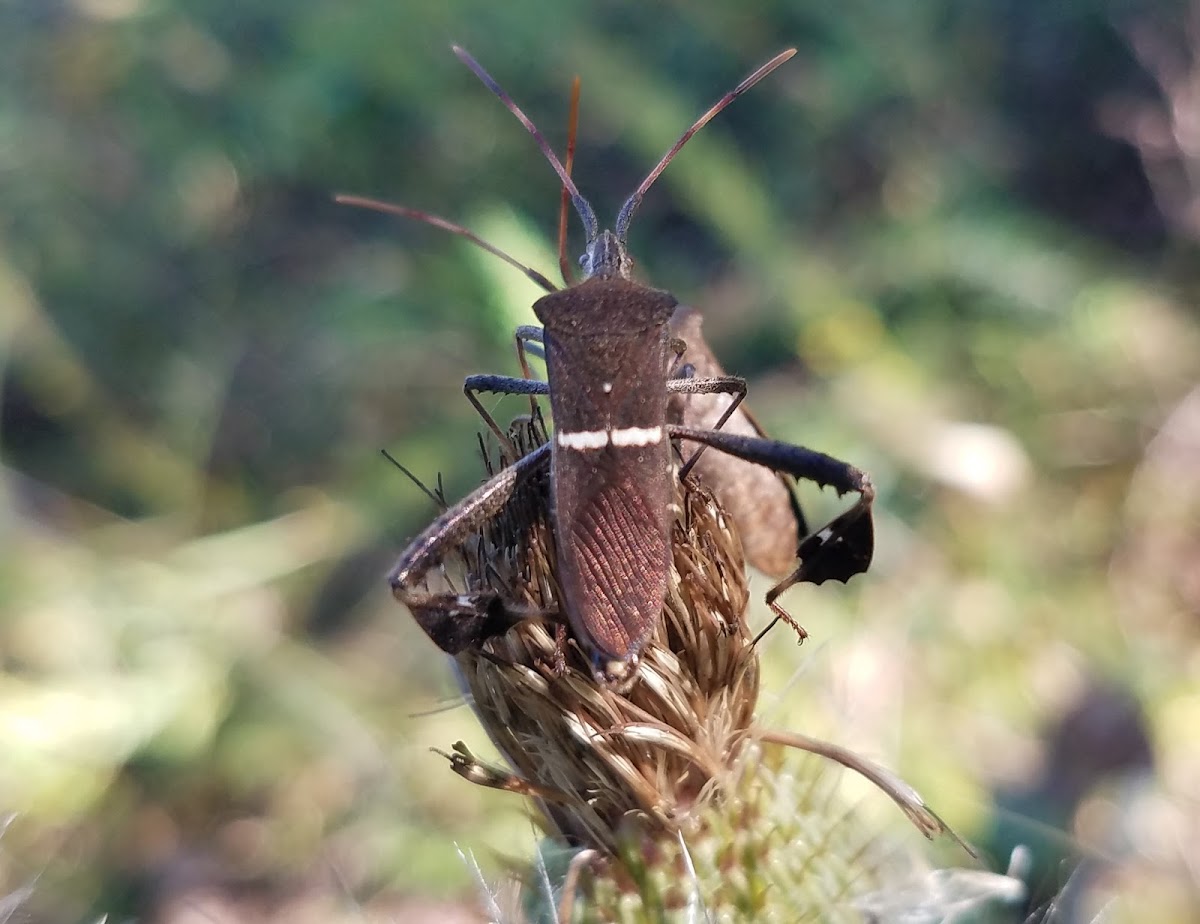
left=448, top=412, right=758, bottom=857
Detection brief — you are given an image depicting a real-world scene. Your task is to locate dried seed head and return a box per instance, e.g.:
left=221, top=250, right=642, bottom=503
left=425, top=413, right=995, bottom=920
left=450, top=412, right=759, bottom=855
left=578, top=742, right=1023, bottom=923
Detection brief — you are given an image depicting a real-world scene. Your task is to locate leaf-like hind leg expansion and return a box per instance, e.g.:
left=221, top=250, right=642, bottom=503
left=667, top=424, right=875, bottom=638
left=389, top=442, right=560, bottom=654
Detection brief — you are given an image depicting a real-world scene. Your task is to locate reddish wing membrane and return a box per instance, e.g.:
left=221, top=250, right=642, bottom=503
left=555, top=450, right=673, bottom=661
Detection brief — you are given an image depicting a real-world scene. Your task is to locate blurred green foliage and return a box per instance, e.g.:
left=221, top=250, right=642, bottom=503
left=1, top=0, right=1198, bottom=921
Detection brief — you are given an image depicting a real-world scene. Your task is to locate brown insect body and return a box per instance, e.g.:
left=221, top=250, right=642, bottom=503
left=536, top=271, right=679, bottom=662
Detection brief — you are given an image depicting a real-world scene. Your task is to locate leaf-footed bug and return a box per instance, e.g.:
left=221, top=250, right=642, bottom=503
left=339, top=47, right=874, bottom=679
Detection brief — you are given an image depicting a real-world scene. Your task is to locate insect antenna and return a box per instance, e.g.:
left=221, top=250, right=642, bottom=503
left=334, top=194, right=558, bottom=294
left=558, top=75, right=582, bottom=286
left=452, top=44, right=600, bottom=244
left=614, top=48, right=797, bottom=240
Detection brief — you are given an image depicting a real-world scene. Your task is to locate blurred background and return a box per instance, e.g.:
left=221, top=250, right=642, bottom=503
left=1, top=0, right=1198, bottom=921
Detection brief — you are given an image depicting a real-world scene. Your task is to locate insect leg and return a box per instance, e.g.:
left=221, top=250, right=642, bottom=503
left=666, top=425, right=875, bottom=637
left=511, top=324, right=549, bottom=423
left=666, top=374, right=747, bottom=477
left=513, top=324, right=546, bottom=371
left=463, top=372, right=550, bottom=454
left=390, top=442, right=556, bottom=654
left=667, top=336, right=690, bottom=376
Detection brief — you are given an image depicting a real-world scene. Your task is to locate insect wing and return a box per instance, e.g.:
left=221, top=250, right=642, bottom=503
left=552, top=439, right=673, bottom=662
left=668, top=306, right=804, bottom=578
